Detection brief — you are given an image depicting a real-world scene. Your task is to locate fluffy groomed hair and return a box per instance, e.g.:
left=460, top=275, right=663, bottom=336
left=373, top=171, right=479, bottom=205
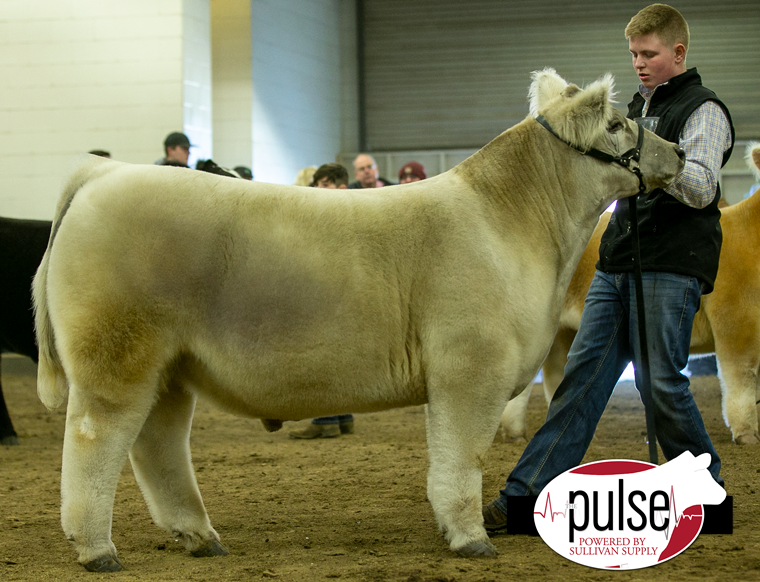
left=625, top=3, right=690, bottom=53
left=529, top=68, right=617, bottom=152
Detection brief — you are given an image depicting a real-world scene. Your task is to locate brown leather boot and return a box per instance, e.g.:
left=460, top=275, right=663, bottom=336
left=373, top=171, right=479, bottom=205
left=482, top=500, right=508, bottom=533
left=288, top=423, right=340, bottom=439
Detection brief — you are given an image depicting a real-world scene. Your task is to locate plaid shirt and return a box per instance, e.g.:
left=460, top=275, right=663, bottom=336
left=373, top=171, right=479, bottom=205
left=641, top=84, right=732, bottom=208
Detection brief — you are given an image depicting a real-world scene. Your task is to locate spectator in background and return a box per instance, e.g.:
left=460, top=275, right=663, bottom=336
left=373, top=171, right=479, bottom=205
left=294, top=166, right=318, bottom=186
left=398, top=161, right=426, bottom=184
left=234, top=166, right=253, bottom=180
left=289, top=161, right=354, bottom=440
left=349, top=154, right=393, bottom=189
left=312, top=163, right=349, bottom=189
left=88, top=149, right=111, bottom=158
left=160, top=132, right=193, bottom=167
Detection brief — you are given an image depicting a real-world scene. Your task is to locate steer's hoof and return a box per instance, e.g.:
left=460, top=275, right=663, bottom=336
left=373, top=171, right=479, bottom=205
left=83, top=554, right=124, bottom=572
left=455, top=539, right=498, bottom=557
left=191, top=538, right=229, bottom=558
left=1, top=434, right=19, bottom=446
left=735, top=432, right=760, bottom=445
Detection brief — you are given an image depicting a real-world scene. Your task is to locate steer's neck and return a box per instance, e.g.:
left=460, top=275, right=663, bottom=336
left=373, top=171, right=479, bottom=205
left=454, top=118, right=605, bottom=274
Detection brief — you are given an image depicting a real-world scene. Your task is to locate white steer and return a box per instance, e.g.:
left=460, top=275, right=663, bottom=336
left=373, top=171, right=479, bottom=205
left=33, top=68, right=684, bottom=572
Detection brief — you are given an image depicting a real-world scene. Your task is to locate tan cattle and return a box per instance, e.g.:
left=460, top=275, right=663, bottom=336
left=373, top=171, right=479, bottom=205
left=500, top=142, right=760, bottom=446
left=32, top=69, right=684, bottom=572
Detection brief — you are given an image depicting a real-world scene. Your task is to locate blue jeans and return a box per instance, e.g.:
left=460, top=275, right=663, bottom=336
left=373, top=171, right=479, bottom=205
left=312, top=415, right=353, bottom=425
left=495, top=270, right=722, bottom=510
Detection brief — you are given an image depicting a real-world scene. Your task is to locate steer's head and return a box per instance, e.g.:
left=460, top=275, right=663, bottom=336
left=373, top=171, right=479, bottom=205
left=529, top=68, right=684, bottom=201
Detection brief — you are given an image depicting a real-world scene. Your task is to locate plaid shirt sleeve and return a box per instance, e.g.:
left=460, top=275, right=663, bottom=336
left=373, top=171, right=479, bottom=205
left=665, top=101, right=732, bottom=208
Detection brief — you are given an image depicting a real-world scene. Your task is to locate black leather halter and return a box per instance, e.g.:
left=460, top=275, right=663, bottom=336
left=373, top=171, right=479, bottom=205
left=535, top=114, right=647, bottom=195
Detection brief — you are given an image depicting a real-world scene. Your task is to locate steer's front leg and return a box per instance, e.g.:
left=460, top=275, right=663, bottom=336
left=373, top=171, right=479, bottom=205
left=424, top=384, right=506, bottom=557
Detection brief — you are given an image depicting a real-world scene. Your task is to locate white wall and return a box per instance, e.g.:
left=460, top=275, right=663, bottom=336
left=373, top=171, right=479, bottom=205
left=0, top=0, right=362, bottom=218
left=0, top=0, right=211, bottom=220
left=338, top=0, right=360, bottom=155
left=183, top=0, right=213, bottom=169
left=250, top=0, right=348, bottom=185
left=211, top=0, right=253, bottom=171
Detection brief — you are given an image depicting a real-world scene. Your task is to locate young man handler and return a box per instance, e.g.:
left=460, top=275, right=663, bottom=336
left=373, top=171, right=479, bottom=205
left=483, top=3, right=734, bottom=531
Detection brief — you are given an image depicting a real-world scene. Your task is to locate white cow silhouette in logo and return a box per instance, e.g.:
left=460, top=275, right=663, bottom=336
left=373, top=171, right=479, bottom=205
left=652, top=452, right=726, bottom=516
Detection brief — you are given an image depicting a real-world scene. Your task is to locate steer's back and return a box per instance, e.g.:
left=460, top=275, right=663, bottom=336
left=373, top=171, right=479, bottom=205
left=41, top=160, right=535, bottom=420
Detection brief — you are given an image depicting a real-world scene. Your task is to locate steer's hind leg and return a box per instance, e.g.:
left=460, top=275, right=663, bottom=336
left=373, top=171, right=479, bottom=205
left=61, top=382, right=158, bottom=572
left=498, top=384, right=531, bottom=443
left=129, top=379, right=228, bottom=557
left=425, top=387, right=506, bottom=557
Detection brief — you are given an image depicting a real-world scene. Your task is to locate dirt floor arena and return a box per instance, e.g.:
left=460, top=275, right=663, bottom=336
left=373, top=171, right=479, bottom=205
left=1, top=357, right=759, bottom=582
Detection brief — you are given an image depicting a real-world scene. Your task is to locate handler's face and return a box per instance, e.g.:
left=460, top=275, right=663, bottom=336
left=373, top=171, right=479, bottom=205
left=629, top=33, right=684, bottom=90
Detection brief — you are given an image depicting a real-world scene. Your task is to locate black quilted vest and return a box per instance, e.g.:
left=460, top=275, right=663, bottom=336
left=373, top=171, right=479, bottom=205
left=596, top=68, right=734, bottom=293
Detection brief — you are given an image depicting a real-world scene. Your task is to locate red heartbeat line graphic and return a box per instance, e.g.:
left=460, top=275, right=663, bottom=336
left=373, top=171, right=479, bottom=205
left=533, top=493, right=568, bottom=521
left=664, top=485, right=702, bottom=541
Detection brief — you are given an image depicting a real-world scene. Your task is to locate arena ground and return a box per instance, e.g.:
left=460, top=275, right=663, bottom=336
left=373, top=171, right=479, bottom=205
left=1, top=359, right=758, bottom=582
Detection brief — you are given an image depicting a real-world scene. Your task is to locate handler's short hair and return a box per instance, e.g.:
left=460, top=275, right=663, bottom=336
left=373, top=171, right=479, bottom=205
left=625, top=3, right=690, bottom=53
left=312, top=163, right=349, bottom=187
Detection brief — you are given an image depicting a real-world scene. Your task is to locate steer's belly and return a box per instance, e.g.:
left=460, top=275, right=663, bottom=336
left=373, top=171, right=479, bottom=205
left=176, top=334, right=428, bottom=420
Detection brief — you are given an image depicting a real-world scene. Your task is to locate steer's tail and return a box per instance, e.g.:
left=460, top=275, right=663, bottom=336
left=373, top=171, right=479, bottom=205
left=33, top=243, right=68, bottom=409
left=33, top=155, right=113, bottom=410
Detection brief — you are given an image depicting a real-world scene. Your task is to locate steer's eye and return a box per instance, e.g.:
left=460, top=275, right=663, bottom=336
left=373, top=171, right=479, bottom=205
left=608, top=121, right=624, bottom=133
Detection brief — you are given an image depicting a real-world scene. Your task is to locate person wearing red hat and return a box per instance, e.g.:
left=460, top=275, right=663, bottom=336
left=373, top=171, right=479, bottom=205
left=398, top=161, right=426, bottom=184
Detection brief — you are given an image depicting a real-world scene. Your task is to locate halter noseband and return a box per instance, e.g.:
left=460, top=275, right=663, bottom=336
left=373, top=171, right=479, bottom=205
left=535, top=114, right=647, bottom=195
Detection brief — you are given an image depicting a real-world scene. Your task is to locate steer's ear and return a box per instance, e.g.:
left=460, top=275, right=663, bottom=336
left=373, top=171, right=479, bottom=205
left=747, top=142, right=760, bottom=180
left=540, top=73, right=616, bottom=151
left=528, top=68, right=568, bottom=117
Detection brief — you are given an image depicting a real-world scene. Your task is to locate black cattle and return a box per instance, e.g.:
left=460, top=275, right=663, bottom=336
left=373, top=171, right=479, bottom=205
left=0, top=216, right=51, bottom=445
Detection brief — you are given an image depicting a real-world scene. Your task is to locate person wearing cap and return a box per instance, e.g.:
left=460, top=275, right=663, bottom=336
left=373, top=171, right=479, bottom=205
left=398, top=161, right=426, bottom=184
left=348, top=154, right=393, bottom=189
left=161, top=132, right=192, bottom=167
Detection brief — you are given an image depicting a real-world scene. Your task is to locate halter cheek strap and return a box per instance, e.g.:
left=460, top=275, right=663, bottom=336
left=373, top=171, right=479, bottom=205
left=535, top=115, right=647, bottom=195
